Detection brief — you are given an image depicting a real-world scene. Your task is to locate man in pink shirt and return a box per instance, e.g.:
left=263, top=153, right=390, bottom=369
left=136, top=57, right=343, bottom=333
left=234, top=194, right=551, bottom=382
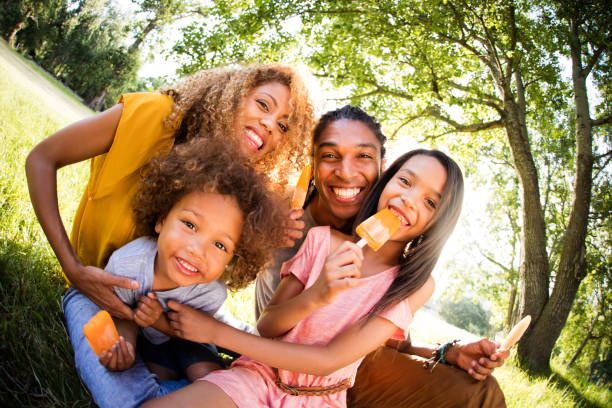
left=255, top=105, right=507, bottom=407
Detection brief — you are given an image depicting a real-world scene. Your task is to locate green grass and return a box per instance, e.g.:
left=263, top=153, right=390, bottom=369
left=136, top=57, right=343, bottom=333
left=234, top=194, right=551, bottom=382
left=0, top=60, right=92, bottom=405
left=1, top=43, right=610, bottom=408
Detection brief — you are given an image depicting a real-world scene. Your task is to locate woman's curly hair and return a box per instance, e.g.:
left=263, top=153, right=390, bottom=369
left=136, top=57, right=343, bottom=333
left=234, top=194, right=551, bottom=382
left=161, top=64, right=316, bottom=187
left=132, top=139, right=286, bottom=290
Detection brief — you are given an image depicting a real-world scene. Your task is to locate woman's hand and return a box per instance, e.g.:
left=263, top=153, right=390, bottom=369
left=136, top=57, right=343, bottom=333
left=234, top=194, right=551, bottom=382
left=98, top=336, right=135, bottom=371
left=311, top=241, right=363, bottom=306
left=167, top=300, right=218, bottom=344
left=446, top=338, right=510, bottom=381
left=282, top=208, right=306, bottom=247
left=133, top=293, right=163, bottom=327
left=70, top=265, right=139, bottom=321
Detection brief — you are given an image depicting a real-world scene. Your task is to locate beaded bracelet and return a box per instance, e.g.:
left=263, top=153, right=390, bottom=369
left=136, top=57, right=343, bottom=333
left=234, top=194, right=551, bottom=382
left=424, top=339, right=460, bottom=371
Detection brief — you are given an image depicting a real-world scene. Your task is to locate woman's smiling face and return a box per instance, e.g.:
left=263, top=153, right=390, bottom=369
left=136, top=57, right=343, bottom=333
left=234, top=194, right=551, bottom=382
left=377, top=155, right=447, bottom=243
left=233, top=81, right=291, bottom=161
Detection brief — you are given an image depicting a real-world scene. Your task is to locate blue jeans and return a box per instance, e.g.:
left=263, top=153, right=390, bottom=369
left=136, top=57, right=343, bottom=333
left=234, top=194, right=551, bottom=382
left=62, top=288, right=188, bottom=408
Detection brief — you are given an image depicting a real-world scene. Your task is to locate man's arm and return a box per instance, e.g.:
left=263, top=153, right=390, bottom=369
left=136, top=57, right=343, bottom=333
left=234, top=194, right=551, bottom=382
left=387, top=335, right=510, bottom=381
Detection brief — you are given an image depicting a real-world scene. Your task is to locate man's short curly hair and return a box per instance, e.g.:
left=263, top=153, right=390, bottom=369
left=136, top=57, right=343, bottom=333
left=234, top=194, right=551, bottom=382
left=132, top=139, right=286, bottom=290
left=161, top=63, right=316, bottom=188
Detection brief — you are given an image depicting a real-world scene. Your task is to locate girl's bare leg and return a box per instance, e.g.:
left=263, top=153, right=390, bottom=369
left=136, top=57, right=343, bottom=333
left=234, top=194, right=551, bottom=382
left=142, top=380, right=237, bottom=408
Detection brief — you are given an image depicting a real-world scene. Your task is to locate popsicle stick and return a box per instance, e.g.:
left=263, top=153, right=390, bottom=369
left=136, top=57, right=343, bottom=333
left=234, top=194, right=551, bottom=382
left=356, top=238, right=367, bottom=248
left=500, top=315, right=531, bottom=350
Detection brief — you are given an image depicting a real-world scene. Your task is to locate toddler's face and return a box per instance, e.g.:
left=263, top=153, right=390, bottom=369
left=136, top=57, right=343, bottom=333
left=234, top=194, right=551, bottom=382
left=153, top=191, right=243, bottom=289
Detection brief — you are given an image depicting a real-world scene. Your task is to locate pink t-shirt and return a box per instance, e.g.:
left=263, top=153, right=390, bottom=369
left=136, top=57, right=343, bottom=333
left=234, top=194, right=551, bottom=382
left=203, top=227, right=413, bottom=407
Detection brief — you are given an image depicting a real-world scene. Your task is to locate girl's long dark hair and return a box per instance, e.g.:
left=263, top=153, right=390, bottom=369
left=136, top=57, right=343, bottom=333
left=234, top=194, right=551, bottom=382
left=352, top=149, right=464, bottom=319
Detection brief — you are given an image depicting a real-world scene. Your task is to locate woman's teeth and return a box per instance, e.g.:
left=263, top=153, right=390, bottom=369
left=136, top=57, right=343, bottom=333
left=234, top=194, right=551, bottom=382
left=246, top=129, right=263, bottom=149
left=333, top=187, right=361, bottom=199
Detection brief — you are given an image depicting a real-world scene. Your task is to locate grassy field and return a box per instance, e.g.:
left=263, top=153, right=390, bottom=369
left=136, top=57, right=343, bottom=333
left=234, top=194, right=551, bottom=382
left=0, top=41, right=609, bottom=407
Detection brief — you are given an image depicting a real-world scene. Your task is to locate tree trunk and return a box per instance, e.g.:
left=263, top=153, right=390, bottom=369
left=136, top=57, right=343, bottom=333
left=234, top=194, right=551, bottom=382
left=7, top=9, right=32, bottom=48
left=517, top=13, right=595, bottom=371
left=88, top=90, right=108, bottom=111
left=128, top=20, right=158, bottom=55
left=500, top=87, right=550, bottom=343
left=567, top=309, right=602, bottom=367
left=505, top=283, right=517, bottom=329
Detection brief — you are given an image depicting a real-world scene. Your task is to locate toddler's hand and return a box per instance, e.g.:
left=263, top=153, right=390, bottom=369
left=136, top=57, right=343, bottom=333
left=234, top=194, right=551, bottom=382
left=134, top=292, right=163, bottom=327
left=167, top=300, right=217, bottom=343
left=99, top=336, right=135, bottom=371
left=313, top=241, right=363, bottom=305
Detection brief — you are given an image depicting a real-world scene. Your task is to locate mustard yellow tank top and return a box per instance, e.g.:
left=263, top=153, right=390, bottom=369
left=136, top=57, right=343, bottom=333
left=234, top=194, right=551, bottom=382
left=70, top=93, right=175, bottom=269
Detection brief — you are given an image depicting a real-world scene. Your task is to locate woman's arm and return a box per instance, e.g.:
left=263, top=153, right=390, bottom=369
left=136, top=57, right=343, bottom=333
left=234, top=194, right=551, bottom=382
left=170, top=300, right=397, bottom=376
left=25, top=104, right=138, bottom=319
left=257, top=240, right=363, bottom=338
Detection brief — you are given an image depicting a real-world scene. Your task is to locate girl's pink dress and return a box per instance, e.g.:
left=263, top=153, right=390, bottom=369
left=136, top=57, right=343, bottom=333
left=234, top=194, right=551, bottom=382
left=202, top=227, right=413, bottom=407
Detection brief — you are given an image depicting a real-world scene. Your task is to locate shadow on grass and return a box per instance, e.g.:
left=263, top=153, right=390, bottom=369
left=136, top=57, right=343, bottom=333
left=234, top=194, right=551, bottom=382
left=520, top=360, right=605, bottom=408
left=0, top=238, right=92, bottom=407
left=548, top=372, right=605, bottom=408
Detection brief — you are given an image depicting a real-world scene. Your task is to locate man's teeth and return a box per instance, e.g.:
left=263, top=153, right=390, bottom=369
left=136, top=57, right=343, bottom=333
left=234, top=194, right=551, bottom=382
left=333, top=187, right=361, bottom=199
left=246, top=129, right=263, bottom=148
left=178, top=258, right=198, bottom=272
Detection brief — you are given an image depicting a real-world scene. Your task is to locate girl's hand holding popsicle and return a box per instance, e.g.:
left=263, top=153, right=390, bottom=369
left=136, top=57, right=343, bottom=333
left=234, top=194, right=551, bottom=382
left=311, top=241, right=364, bottom=306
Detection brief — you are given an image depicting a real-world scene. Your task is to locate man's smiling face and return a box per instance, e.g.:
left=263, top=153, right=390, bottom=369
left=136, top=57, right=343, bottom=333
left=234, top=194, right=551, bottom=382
left=311, top=119, right=382, bottom=229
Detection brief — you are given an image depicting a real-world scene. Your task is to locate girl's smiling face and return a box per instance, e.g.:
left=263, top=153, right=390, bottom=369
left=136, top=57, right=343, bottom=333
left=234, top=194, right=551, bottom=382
left=153, top=191, right=243, bottom=290
left=234, top=81, right=291, bottom=161
left=377, top=155, right=447, bottom=243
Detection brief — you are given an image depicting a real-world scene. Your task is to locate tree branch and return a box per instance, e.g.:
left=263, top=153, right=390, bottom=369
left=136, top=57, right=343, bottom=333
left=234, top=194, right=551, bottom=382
left=584, top=44, right=607, bottom=77
left=480, top=250, right=514, bottom=274
left=592, top=114, right=612, bottom=127
left=391, top=115, right=421, bottom=138
left=426, top=106, right=504, bottom=132
left=445, top=80, right=502, bottom=106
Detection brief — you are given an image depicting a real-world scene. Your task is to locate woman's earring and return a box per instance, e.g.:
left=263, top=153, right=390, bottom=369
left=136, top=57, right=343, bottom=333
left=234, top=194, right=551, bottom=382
left=402, top=235, right=424, bottom=260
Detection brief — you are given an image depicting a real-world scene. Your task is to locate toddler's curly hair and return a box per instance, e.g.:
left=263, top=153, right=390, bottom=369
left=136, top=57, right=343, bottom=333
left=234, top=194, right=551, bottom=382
left=132, top=139, right=286, bottom=290
left=161, top=63, right=316, bottom=188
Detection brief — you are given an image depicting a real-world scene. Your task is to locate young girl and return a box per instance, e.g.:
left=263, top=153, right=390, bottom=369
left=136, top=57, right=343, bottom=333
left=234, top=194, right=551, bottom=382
left=96, top=139, right=284, bottom=383
left=144, top=148, right=465, bottom=408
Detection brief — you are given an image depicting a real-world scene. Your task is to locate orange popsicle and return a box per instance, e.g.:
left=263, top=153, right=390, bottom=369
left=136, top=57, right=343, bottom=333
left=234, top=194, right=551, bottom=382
left=500, top=315, right=531, bottom=350
left=84, top=310, right=119, bottom=356
left=291, top=165, right=312, bottom=209
left=356, top=209, right=401, bottom=251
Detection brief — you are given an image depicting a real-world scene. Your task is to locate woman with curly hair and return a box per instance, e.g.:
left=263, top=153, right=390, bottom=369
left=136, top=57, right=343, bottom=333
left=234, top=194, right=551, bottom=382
left=86, top=140, right=285, bottom=405
left=25, top=64, right=315, bottom=407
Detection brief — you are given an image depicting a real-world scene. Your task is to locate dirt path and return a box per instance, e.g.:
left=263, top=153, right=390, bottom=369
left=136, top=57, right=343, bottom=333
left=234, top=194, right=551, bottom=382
left=0, top=39, right=92, bottom=123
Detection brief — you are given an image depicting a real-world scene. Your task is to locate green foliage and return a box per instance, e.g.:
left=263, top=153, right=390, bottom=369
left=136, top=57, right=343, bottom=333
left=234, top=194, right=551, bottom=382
left=1, top=0, right=140, bottom=109
left=438, top=295, right=493, bottom=337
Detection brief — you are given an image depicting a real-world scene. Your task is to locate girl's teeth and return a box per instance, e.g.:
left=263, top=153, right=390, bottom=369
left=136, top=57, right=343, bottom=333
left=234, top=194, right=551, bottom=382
left=178, top=258, right=198, bottom=272
left=333, top=187, right=360, bottom=199
left=390, top=208, right=408, bottom=225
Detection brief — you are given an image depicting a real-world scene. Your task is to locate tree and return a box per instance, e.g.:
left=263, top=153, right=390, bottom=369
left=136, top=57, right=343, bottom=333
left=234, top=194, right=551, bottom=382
left=171, top=0, right=611, bottom=371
